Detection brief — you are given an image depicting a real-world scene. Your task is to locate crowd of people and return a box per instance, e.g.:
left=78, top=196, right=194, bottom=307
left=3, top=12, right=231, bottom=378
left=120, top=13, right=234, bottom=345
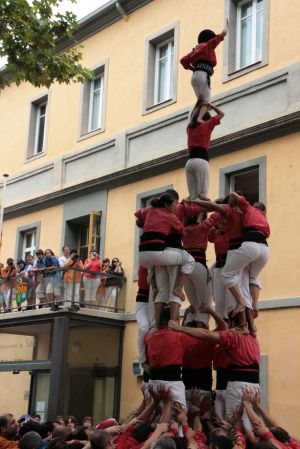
left=0, top=246, right=124, bottom=313
left=1, top=385, right=299, bottom=449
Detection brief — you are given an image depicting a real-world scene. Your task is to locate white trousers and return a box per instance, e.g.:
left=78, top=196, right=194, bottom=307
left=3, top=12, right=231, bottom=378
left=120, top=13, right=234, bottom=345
left=83, top=277, right=101, bottom=302
left=226, top=381, right=260, bottom=430
left=135, top=296, right=156, bottom=364
left=191, top=70, right=211, bottom=101
left=184, top=262, right=212, bottom=326
left=222, top=242, right=269, bottom=290
left=185, top=158, right=209, bottom=199
left=155, top=265, right=182, bottom=305
left=139, top=248, right=195, bottom=275
left=64, top=282, right=80, bottom=303
left=149, top=380, right=186, bottom=406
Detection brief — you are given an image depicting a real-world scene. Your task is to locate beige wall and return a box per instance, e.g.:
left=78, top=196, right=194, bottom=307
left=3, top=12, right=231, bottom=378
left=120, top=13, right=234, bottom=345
left=1, top=0, right=300, bottom=175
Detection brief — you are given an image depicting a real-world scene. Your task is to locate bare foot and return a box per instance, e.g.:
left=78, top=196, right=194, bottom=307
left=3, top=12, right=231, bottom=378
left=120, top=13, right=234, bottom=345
left=236, top=326, right=249, bottom=335
left=249, top=323, right=257, bottom=337
left=232, top=302, right=245, bottom=316
left=199, top=303, right=212, bottom=314
left=172, top=288, right=185, bottom=302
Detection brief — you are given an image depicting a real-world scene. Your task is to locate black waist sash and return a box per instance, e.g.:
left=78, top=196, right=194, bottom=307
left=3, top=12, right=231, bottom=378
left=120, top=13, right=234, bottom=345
left=216, top=253, right=227, bottom=268
left=165, top=234, right=183, bottom=249
left=228, top=363, right=259, bottom=383
left=182, top=367, right=212, bottom=390
left=189, top=147, right=209, bottom=161
left=243, top=227, right=268, bottom=245
left=194, top=61, right=214, bottom=86
left=228, top=237, right=243, bottom=250
left=216, top=368, right=228, bottom=390
left=136, top=288, right=149, bottom=303
left=186, top=248, right=206, bottom=267
left=150, top=365, right=181, bottom=381
left=139, top=231, right=166, bottom=252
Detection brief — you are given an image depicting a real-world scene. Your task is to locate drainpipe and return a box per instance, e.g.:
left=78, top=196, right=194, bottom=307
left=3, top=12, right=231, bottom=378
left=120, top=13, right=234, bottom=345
left=116, top=1, right=129, bottom=21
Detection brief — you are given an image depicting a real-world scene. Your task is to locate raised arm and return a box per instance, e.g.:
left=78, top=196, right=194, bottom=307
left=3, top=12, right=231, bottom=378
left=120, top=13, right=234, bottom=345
left=208, top=102, right=225, bottom=119
left=168, top=320, right=221, bottom=343
left=252, top=391, right=278, bottom=428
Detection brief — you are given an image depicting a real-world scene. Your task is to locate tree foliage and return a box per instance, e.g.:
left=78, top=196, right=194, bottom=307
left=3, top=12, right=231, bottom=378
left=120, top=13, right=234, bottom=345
left=0, top=0, right=94, bottom=89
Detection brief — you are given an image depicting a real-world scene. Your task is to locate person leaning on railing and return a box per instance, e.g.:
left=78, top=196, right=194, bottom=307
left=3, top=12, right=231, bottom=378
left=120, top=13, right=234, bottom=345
left=1, top=258, right=17, bottom=313
left=83, top=250, right=104, bottom=307
left=32, top=249, right=47, bottom=308
left=62, top=249, right=83, bottom=305
left=104, top=257, right=124, bottom=311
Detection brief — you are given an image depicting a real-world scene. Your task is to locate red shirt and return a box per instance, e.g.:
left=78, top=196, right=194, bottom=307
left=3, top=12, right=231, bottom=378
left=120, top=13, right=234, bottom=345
left=145, top=329, right=199, bottom=368
left=239, top=197, right=270, bottom=238
left=218, top=331, right=260, bottom=367
left=193, top=431, right=208, bottom=449
left=83, top=258, right=103, bottom=278
left=182, top=223, right=209, bottom=251
left=213, top=344, right=229, bottom=369
left=224, top=205, right=244, bottom=241
left=183, top=340, right=215, bottom=369
left=180, top=33, right=225, bottom=69
left=136, top=202, right=203, bottom=228
left=209, top=231, right=229, bottom=255
left=187, top=115, right=220, bottom=150
left=143, top=208, right=184, bottom=236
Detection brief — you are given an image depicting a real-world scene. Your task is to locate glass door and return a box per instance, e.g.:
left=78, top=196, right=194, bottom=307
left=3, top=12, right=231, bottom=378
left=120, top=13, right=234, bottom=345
left=29, top=371, right=51, bottom=421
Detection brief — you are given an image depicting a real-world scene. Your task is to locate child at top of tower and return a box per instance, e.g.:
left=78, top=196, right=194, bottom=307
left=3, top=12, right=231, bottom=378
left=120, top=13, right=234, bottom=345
left=180, top=19, right=229, bottom=122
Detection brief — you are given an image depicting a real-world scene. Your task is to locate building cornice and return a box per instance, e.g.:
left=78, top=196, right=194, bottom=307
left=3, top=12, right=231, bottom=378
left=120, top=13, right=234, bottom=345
left=56, top=0, right=154, bottom=52
left=3, top=109, right=300, bottom=220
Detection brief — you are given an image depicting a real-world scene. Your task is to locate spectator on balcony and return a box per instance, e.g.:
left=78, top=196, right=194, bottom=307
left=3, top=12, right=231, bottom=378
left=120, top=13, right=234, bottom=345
left=59, top=245, right=70, bottom=304
left=1, top=258, right=17, bottom=313
left=83, top=250, right=104, bottom=307
left=63, top=249, right=83, bottom=305
left=33, top=250, right=47, bottom=308
left=17, top=258, right=36, bottom=311
left=104, top=257, right=124, bottom=311
left=44, top=249, right=61, bottom=311
left=97, top=258, right=110, bottom=309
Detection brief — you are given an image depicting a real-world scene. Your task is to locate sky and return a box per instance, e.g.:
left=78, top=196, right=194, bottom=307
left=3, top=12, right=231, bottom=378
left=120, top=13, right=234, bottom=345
left=59, top=0, right=110, bottom=19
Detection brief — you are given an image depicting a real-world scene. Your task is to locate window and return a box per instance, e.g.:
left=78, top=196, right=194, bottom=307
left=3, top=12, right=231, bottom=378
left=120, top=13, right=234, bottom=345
left=223, top=0, right=269, bottom=81
left=22, top=230, right=36, bottom=260
left=26, top=95, right=48, bottom=159
left=88, top=75, right=104, bottom=132
left=219, top=157, right=266, bottom=205
left=154, top=39, right=174, bottom=105
left=143, top=23, right=179, bottom=114
left=80, top=61, right=108, bottom=139
left=236, top=0, right=264, bottom=70
left=16, top=222, right=41, bottom=261
left=34, top=102, right=47, bottom=155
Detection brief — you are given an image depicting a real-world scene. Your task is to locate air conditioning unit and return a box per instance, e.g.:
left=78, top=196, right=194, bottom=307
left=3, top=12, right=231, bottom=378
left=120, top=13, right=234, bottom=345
left=132, top=359, right=143, bottom=377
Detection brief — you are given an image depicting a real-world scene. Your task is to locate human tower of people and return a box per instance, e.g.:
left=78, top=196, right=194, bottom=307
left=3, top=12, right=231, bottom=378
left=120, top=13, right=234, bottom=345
left=132, top=18, right=275, bottom=447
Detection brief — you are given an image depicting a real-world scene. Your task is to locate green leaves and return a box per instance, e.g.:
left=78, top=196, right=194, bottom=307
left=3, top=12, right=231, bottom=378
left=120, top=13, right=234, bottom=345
left=0, top=0, right=94, bottom=89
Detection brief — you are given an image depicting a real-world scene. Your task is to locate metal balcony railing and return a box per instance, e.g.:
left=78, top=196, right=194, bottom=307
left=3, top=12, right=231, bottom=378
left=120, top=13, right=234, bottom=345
left=0, top=266, right=126, bottom=314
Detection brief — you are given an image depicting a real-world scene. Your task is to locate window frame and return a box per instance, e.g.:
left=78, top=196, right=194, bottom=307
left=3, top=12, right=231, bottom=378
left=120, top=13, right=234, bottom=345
left=25, top=93, right=49, bottom=162
left=236, top=0, right=264, bottom=70
left=142, top=22, right=179, bottom=115
left=33, top=101, right=47, bottom=156
left=222, top=0, right=269, bottom=82
left=78, top=59, right=108, bottom=141
left=154, top=38, right=174, bottom=106
left=22, top=230, right=37, bottom=260
left=15, top=222, right=41, bottom=261
left=219, top=156, right=266, bottom=204
left=88, top=74, right=104, bottom=133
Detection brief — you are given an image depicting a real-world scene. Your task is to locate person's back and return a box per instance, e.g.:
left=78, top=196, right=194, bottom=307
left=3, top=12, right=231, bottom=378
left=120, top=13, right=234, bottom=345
left=19, top=431, right=42, bottom=449
left=90, top=430, right=111, bottom=449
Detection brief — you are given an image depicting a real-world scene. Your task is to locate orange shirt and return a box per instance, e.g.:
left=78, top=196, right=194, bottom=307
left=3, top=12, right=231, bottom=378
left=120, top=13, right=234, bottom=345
left=0, top=436, right=19, bottom=449
left=63, top=259, right=83, bottom=283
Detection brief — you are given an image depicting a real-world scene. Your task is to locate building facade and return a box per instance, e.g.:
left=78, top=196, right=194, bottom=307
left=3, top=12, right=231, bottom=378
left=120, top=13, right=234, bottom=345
left=0, top=0, right=300, bottom=435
